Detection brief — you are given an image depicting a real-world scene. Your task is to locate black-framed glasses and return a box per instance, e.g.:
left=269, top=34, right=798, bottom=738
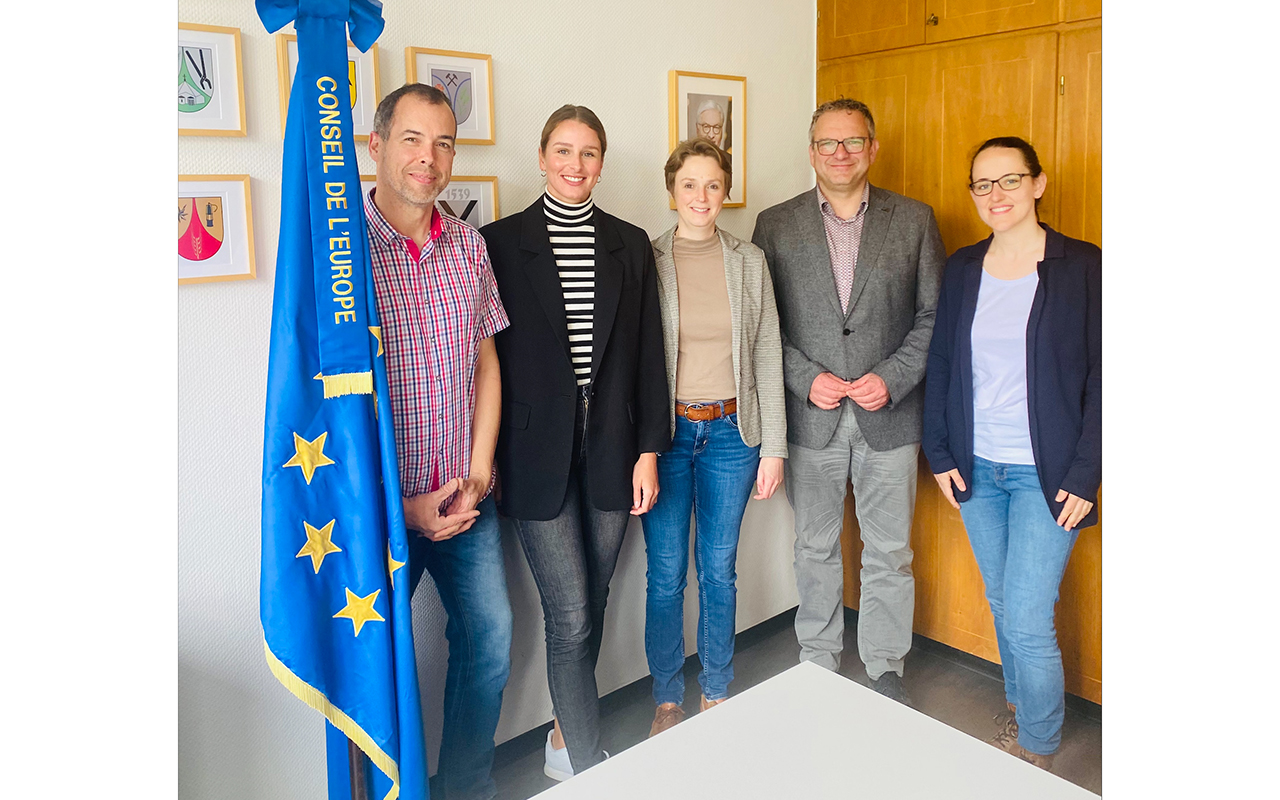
left=811, top=137, right=869, bottom=155
left=969, top=173, right=1031, bottom=196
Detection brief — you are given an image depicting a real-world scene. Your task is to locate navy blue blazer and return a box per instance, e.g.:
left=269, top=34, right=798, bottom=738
left=922, top=224, right=1101, bottom=529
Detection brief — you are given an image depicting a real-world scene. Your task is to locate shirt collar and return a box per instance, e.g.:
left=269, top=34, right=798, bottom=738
left=364, top=186, right=445, bottom=250
left=816, top=182, right=870, bottom=223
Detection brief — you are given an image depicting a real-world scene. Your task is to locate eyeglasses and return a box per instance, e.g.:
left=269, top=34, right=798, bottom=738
left=811, top=137, right=870, bottom=155
left=697, top=123, right=723, bottom=135
left=969, top=173, right=1032, bottom=196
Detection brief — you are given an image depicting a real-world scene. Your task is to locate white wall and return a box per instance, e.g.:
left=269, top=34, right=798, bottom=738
left=178, top=2, right=814, bottom=797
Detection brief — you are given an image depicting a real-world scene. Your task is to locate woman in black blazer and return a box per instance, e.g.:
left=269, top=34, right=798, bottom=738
left=922, top=137, right=1100, bottom=772
left=479, top=105, right=670, bottom=781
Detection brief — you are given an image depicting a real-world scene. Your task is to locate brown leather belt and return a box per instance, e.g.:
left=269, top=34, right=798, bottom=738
left=675, top=399, right=737, bottom=421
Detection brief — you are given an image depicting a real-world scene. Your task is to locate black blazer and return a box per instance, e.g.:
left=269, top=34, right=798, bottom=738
left=480, top=199, right=670, bottom=520
left=922, top=224, right=1101, bottom=529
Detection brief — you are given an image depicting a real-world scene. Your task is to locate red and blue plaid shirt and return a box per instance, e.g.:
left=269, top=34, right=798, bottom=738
left=365, top=188, right=509, bottom=498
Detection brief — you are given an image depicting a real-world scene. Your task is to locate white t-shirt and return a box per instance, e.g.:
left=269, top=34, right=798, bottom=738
left=971, top=268, right=1039, bottom=465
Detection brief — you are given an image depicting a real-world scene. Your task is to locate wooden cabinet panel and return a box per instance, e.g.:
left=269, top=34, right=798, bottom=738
left=925, top=0, right=1059, bottom=43
left=1061, top=0, right=1102, bottom=22
left=819, top=54, right=925, bottom=198
left=1056, top=25, right=1102, bottom=247
left=819, top=0, right=925, bottom=61
left=922, top=32, right=1060, bottom=253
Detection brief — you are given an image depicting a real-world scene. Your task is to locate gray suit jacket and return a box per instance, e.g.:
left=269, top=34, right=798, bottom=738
left=751, top=185, right=946, bottom=451
left=652, top=225, right=788, bottom=459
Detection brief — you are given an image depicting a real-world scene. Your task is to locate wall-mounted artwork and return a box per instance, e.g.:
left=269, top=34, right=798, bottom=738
left=360, top=175, right=500, bottom=230
left=276, top=33, right=381, bottom=140
left=179, top=175, right=256, bottom=284
left=669, top=70, right=747, bottom=208
left=178, top=23, right=247, bottom=137
left=405, top=48, right=495, bottom=145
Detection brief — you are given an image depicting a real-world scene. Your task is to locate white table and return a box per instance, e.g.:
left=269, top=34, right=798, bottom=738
left=534, top=661, right=1099, bottom=799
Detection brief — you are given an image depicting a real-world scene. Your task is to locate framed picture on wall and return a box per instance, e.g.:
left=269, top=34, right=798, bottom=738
left=361, top=175, right=500, bottom=230
left=405, top=48, right=495, bottom=145
left=178, top=23, right=247, bottom=136
left=668, top=70, right=747, bottom=208
left=179, top=175, right=256, bottom=284
left=276, top=33, right=381, bottom=140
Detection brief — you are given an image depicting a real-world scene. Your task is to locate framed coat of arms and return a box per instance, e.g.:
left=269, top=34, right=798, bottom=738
left=275, top=33, right=381, bottom=141
left=178, top=23, right=247, bottom=137
left=405, top=47, right=495, bottom=146
left=178, top=175, right=256, bottom=284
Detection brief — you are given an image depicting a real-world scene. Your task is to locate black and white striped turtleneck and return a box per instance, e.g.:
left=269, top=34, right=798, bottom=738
left=543, top=192, right=596, bottom=386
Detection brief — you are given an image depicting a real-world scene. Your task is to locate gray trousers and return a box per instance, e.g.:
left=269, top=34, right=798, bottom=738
left=785, top=402, right=918, bottom=679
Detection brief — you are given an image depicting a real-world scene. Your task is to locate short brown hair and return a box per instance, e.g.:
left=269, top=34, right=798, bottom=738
left=808, top=97, right=876, bottom=142
left=373, top=83, right=452, bottom=140
left=663, top=138, right=732, bottom=196
left=539, top=105, right=607, bottom=157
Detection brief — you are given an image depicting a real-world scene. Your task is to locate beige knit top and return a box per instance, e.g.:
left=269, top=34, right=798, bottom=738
left=672, top=234, right=736, bottom=403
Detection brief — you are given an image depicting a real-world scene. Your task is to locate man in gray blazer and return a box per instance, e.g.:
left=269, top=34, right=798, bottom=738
left=751, top=98, right=945, bottom=703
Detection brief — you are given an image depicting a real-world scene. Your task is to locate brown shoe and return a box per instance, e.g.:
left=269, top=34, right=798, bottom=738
left=699, top=694, right=725, bottom=712
left=992, top=705, right=1019, bottom=743
left=989, top=724, right=1056, bottom=773
left=649, top=703, right=685, bottom=737
left=1017, top=748, right=1056, bottom=771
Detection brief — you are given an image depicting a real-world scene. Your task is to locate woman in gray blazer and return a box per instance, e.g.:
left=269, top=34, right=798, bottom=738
left=642, top=139, right=787, bottom=737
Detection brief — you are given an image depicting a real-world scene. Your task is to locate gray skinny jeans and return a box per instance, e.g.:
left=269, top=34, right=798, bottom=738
left=512, top=392, right=629, bottom=774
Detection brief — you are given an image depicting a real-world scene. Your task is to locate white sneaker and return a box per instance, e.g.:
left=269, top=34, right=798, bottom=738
left=543, top=730, right=609, bottom=782
left=544, top=730, right=574, bottom=782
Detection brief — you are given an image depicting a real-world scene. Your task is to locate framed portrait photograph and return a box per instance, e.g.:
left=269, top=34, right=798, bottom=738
left=178, top=23, right=247, bottom=137
left=669, top=71, right=747, bottom=207
left=276, top=33, right=381, bottom=140
left=360, top=175, right=500, bottom=230
left=179, top=175, right=256, bottom=284
left=405, top=48, right=495, bottom=145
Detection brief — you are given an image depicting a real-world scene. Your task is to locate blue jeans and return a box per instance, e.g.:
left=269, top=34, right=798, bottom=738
left=959, top=457, right=1080, bottom=756
left=408, top=495, right=512, bottom=800
left=642, top=413, right=760, bottom=705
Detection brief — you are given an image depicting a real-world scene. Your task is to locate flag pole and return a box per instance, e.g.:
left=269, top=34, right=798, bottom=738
left=348, top=738, right=370, bottom=800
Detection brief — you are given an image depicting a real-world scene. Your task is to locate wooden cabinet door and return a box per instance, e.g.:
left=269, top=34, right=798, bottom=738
left=1056, top=25, right=1102, bottom=247
left=1062, top=0, right=1102, bottom=22
left=918, top=31, right=1060, bottom=253
left=819, top=0, right=925, bottom=61
left=818, top=47, right=936, bottom=200
left=925, top=0, right=1059, bottom=43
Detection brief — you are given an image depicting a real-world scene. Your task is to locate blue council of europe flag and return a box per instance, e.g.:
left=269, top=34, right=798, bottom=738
left=257, top=1, right=428, bottom=799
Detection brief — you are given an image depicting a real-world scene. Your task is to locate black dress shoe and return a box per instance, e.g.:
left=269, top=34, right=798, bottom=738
left=869, top=671, right=913, bottom=707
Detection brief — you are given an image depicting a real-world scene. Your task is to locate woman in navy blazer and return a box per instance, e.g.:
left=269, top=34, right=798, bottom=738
left=922, top=137, right=1100, bottom=771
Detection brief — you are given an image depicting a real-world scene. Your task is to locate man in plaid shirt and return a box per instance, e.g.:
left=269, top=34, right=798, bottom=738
left=366, top=83, right=510, bottom=800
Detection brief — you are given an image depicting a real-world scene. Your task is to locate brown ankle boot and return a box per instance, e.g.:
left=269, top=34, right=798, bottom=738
left=649, top=703, right=685, bottom=737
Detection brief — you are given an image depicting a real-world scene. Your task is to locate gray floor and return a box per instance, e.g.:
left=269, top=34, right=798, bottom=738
left=490, top=608, right=1102, bottom=798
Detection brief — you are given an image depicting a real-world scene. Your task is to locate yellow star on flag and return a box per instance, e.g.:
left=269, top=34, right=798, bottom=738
left=283, top=431, right=336, bottom=485
left=369, top=326, right=384, bottom=357
left=296, top=519, right=341, bottom=574
left=314, top=371, right=323, bottom=381
left=387, top=543, right=406, bottom=589
left=333, top=588, right=385, bottom=636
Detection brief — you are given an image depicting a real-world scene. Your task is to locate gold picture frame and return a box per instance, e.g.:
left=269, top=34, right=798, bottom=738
left=275, top=34, right=382, bottom=141
left=668, top=70, right=747, bottom=208
left=405, top=48, right=496, bottom=146
left=178, top=23, right=248, bottom=137
left=178, top=175, right=256, bottom=285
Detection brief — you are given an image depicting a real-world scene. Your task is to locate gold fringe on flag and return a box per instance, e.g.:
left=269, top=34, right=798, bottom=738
left=322, top=371, right=374, bottom=399
left=264, top=640, right=401, bottom=800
